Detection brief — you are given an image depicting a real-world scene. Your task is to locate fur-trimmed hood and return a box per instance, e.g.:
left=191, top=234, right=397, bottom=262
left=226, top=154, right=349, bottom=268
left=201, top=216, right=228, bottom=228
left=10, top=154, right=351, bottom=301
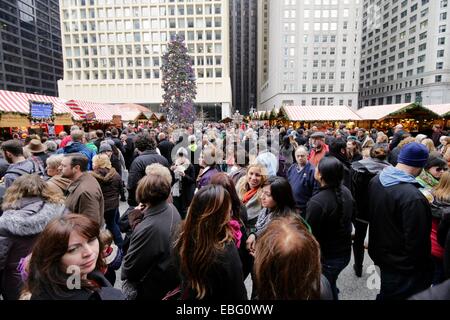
left=91, top=167, right=118, bottom=183
left=0, top=197, right=65, bottom=237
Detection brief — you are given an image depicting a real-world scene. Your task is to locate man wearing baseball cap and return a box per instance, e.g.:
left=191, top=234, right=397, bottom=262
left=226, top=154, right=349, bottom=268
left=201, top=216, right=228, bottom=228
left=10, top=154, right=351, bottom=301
left=368, top=142, right=433, bottom=300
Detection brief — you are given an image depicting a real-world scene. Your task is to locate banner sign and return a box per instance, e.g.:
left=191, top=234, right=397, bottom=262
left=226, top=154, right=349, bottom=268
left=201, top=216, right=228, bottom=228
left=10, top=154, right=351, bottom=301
left=29, top=101, right=54, bottom=119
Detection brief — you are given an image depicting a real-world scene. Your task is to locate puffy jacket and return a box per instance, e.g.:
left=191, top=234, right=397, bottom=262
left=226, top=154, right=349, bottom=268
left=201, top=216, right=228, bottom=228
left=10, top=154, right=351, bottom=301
left=0, top=198, right=65, bottom=300
left=91, top=168, right=123, bottom=213
left=57, top=141, right=96, bottom=170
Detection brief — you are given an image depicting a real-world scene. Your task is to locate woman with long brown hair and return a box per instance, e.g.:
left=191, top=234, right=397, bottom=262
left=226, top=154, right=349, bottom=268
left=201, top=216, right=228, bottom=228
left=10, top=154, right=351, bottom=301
left=0, top=174, right=65, bottom=300
left=254, top=216, right=332, bottom=300
left=25, top=214, right=124, bottom=300
left=174, top=185, right=247, bottom=300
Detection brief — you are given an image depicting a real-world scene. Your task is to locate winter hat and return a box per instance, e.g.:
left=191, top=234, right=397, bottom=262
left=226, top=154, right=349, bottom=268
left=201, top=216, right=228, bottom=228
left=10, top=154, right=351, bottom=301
left=397, top=142, right=429, bottom=168
left=99, top=143, right=112, bottom=153
left=424, top=151, right=448, bottom=170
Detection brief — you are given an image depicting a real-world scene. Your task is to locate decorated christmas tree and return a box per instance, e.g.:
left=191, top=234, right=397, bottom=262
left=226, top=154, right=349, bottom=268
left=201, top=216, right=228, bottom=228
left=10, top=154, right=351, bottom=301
left=161, top=34, right=197, bottom=124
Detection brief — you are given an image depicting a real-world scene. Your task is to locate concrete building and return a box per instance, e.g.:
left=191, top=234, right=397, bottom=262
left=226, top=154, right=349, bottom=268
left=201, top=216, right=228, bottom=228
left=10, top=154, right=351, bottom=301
left=0, top=0, right=63, bottom=96
left=359, top=0, right=450, bottom=107
left=258, top=0, right=362, bottom=111
left=230, top=0, right=257, bottom=116
left=58, top=0, right=232, bottom=121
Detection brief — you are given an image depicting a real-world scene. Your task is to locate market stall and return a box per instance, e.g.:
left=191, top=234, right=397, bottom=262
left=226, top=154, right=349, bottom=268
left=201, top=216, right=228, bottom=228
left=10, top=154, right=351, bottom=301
left=280, top=105, right=361, bottom=129
left=424, top=104, right=450, bottom=129
left=356, top=103, right=441, bottom=134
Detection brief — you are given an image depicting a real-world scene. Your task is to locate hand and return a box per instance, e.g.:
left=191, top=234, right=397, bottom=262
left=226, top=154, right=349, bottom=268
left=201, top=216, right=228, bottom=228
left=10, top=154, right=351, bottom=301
left=246, top=234, right=256, bottom=255
left=136, top=203, right=145, bottom=211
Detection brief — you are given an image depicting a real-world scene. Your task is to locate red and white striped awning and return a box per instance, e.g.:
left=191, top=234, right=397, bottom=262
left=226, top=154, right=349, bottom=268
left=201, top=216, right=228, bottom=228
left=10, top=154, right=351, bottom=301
left=0, top=90, right=77, bottom=117
left=65, top=100, right=115, bottom=123
left=282, top=105, right=361, bottom=121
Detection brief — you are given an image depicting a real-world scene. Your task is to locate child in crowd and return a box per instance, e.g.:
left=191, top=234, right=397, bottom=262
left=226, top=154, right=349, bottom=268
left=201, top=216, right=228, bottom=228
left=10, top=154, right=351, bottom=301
left=99, top=229, right=123, bottom=287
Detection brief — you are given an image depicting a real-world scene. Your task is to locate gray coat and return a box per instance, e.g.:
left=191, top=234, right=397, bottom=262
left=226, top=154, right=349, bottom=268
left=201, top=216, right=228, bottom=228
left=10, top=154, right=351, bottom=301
left=0, top=198, right=65, bottom=300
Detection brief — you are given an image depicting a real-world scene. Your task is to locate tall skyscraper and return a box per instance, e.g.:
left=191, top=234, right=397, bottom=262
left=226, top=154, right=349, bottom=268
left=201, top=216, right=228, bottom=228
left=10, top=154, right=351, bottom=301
left=230, top=0, right=257, bottom=116
left=58, top=0, right=232, bottom=121
left=258, top=0, right=362, bottom=111
left=0, top=0, right=63, bottom=96
left=359, top=0, right=450, bottom=107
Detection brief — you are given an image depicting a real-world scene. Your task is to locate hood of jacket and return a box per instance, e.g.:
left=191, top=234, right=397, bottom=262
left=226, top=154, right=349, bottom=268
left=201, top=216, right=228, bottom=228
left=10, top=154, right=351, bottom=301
left=0, top=197, right=65, bottom=236
left=356, top=158, right=392, bottom=174
left=48, top=175, right=72, bottom=190
left=379, top=166, right=420, bottom=187
left=91, top=167, right=118, bottom=183
left=63, top=142, right=87, bottom=154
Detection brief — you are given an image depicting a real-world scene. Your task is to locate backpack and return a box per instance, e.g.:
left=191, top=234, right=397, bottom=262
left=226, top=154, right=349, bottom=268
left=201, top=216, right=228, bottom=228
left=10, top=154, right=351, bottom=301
left=350, top=164, right=377, bottom=223
left=4, top=158, right=46, bottom=180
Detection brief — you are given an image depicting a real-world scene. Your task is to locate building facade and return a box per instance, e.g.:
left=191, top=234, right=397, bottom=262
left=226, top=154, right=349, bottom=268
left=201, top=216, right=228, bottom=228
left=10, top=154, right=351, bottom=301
left=230, top=0, right=257, bottom=116
left=0, top=0, right=63, bottom=96
left=359, top=0, right=450, bottom=107
left=258, top=0, right=362, bottom=111
left=58, top=0, right=232, bottom=120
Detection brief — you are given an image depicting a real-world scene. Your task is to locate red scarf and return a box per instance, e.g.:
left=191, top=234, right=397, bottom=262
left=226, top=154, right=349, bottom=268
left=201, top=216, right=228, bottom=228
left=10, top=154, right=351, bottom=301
left=242, top=188, right=258, bottom=204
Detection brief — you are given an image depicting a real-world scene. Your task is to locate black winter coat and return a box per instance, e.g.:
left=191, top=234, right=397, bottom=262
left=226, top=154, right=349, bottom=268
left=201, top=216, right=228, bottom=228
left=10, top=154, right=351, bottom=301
left=350, top=158, right=392, bottom=223
left=158, top=140, right=175, bottom=165
left=368, top=176, right=432, bottom=273
left=436, top=200, right=450, bottom=279
left=306, top=186, right=354, bottom=259
left=409, top=279, right=450, bottom=300
left=127, top=150, right=170, bottom=206
left=121, top=202, right=181, bottom=300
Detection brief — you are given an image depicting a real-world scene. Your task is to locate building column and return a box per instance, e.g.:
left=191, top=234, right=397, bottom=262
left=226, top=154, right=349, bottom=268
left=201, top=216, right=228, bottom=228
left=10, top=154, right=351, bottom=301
left=221, top=102, right=231, bottom=120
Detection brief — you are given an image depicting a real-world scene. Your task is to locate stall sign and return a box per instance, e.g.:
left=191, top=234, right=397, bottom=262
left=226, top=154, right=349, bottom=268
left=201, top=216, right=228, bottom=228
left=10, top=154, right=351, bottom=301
left=29, top=101, right=54, bottom=119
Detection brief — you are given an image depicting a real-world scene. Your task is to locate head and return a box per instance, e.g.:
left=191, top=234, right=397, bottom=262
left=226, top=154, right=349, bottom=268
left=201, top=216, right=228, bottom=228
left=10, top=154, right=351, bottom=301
left=329, top=138, right=347, bottom=157
left=424, top=152, right=448, bottom=180
left=70, top=125, right=80, bottom=133
left=44, top=140, right=58, bottom=153
left=1, top=139, right=24, bottom=163
left=158, top=132, right=166, bottom=141
left=99, top=142, right=113, bottom=156
left=210, top=172, right=242, bottom=221
left=421, top=138, right=436, bottom=153
left=26, top=214, right=104, bottom=297
left=2, top=174, right=64, bottom=210
left=92, top=154, right=112, bottom=171
left=261, top=177, right=296, bottom=216
left=357, top=128, right=366, bottom=138
left=433, top=124, right=442, bottom=132
left=60, top=154, right=89, bottom=180
left=315, top=156, right=344, bottom=188
left=245, top=163, right=269, bottom=190
left=99, top=229, right=114, bottom=248
left=145, top=163, right=172, bottom=185
left=137, top=167, right=171, bottom=207
left=370, top=143, right=389, bottom=161
left=295, top=146, right=309, bottom=167
left=70, top=130, right=85, bottom=143
left=46, top=154, right=65, bottom=177
left=175, top=185, right=233, bottom=299
left=58, top=131, right=68, bottom=139
left=396, top=142, right=430, bottom=177
left=95, top=130, right=104, bottom=139
left=433, top=171, right=450, bottom=202
left=440, top=136, right=450, bottom=146
left=110, top=128, right=119, bottom=138
left=135, top=134, right=157, bottom=152
left=394, top=124, right=404, bottom=133
left=415, top=134, right=428, bottom=144
left=199, top=147, right=219, bottom=167
left=376, top=132, right=389, bottom=144
left=254, top=216, right=321, bottom=300
left=176, top=147, right=188, bottom=159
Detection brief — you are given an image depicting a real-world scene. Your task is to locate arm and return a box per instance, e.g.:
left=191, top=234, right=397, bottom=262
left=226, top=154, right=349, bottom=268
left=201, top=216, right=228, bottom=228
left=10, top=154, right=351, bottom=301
left=305, top=199, right=324, bottom=237
left=77, top=192, right=103, bottom=225
left=127, top=160, right=144, bottom=206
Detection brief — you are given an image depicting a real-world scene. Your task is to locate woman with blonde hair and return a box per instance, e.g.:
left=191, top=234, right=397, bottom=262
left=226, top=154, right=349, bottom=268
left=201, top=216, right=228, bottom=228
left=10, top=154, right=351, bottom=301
left=174, top=185, right=247, bottom=300
left=236, top=162, right=268, bottom=235
left=0, top=174, right=65, bottom=300
left=422, top=138, right=437, bottom=153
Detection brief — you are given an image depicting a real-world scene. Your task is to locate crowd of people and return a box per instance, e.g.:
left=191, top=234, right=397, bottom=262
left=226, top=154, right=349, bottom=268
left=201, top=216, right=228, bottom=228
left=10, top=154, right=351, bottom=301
left=0, top=120, right=449, bottom=301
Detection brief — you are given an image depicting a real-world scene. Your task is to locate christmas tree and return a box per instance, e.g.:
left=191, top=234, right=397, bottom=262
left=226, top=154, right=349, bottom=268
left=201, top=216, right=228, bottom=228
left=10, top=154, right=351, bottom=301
left=161, top=34, right=197, bottom=124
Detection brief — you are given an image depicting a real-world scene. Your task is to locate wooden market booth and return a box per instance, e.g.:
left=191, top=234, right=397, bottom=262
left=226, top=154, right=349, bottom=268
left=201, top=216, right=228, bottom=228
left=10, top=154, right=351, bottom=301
left=424, top=104, right=450, bottom=130
left=355, top=103, right=443, bottom=135
left=278, top=105, right=362, bottom=129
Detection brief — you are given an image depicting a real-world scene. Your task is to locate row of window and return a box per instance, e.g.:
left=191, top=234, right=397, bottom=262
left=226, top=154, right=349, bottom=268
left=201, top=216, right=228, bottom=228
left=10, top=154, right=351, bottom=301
left=65, top=67, right=222, bottom=81
left=282, top=83, right=356, bottom=94
left=360, top=91, right=424, bottom=107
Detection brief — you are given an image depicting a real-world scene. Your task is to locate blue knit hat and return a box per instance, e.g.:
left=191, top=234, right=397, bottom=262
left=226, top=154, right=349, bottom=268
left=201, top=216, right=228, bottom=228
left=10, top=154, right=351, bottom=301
left=397, top=142, right=429, bottom=168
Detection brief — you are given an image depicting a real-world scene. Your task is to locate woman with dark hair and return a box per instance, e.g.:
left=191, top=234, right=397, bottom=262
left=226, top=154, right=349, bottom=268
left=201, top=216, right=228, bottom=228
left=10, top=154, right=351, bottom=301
left=174, top=185, right=247, bottom=300
left=210, top=173, right=251, bottom=278
left=25, top=214, right=124, bottom=300
left=0, top=174, right=65, bottom=300
left=327, top=138, right=352, bottom=189
left=254, top=216, right=332, bottom=300
left=121, top=170, right=181, bottom=300
left=306, top=156, right=355, bottom=300
left=246, top=176, right=300, bottom=256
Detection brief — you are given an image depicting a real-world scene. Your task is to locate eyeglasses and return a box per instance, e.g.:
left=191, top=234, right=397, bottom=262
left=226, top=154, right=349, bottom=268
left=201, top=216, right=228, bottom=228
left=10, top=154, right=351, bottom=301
left=436, top=167, right=449, bottom=172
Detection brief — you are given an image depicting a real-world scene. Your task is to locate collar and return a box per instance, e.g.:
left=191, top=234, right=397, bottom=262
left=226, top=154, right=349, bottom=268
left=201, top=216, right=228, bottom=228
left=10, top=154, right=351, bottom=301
left=143, top=201, right=170, bottom=218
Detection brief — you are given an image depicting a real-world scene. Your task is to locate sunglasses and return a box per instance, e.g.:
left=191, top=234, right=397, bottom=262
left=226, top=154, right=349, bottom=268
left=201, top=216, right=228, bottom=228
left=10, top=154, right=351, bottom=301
left=436, top=167, right=449, bottom=172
